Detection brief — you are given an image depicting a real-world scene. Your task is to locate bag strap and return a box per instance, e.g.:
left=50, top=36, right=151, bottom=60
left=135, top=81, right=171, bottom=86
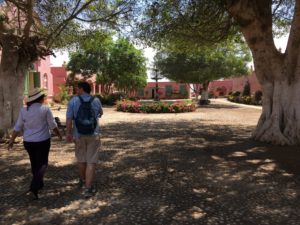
left=78, top=95, right=94, bottom=103
left=88, top=96, right=95, bottom=103
left=78, top=95, right=84, bottom=103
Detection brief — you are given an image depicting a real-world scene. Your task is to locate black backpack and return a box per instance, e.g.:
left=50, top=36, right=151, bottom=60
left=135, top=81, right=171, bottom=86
left=75, top=96, right=97, bottom=135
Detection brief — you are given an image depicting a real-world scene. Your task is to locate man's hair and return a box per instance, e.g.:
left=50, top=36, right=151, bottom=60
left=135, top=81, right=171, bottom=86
left=77, top=81, right=91, bottom=94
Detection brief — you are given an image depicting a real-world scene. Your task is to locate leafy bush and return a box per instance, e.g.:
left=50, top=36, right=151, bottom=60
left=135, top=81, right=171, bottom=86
left=227, top=90, right=262, bottom=106
left=242, top=81, right=251, bottom=96
left=254, top=90, right=263, bottom=104
left=232, top=91, right=241, bottom=97
left=95, top=92, right=125, bottom=105
left=116, top=100, right=196, bottom=113
left=241, top=95, right=251, bottom=104
left=54, top=85, right=70, bottom=104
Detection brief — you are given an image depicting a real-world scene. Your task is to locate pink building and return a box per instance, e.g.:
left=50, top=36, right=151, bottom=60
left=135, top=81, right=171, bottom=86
left=231, top=72, right=261, bottom=94
left=208, top=80, right=233, bottom=96
left=134, top=82, right=190, bottom=99
left=25, top=56, right=54, bottom=100
left=50, top=66, right=68, bottom=98
left=208, top=72, right=261, bottom=97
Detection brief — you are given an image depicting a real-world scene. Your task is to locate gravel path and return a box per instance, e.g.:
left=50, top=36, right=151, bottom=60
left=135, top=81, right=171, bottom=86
left=0, top=99, right=299, bottom=225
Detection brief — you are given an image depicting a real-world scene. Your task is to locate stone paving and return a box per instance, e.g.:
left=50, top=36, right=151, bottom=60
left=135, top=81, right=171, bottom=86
left=0, top=99, right=299, bottom=225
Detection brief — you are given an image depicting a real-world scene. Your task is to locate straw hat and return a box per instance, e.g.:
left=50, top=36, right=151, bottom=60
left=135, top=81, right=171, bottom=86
left=27, top=88, right=45, bottom=103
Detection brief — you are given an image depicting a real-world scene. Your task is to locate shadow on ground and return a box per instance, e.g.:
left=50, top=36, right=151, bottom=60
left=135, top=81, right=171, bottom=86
left=0, top=119, right=299, bottom=225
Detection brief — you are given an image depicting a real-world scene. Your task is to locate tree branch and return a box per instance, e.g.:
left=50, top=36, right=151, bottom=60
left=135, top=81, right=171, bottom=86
left=45, top=0, right=96, bottom=47
left=285, top=0, right=300, bottom=80
left=23, top=0, right=34, bottom=38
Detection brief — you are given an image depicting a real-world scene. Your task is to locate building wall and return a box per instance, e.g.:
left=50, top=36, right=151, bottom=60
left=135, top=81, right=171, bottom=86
left=134, top=82, right=190, bottom=99
left=208, top=72, right=261, bottom=97
left=208, top=80, right=233, bottom=96
left=33, top=56, right=54, bottom=98
left=230, top=72, right=261, bottom=95
left=51, top=66, right=67, bottom=97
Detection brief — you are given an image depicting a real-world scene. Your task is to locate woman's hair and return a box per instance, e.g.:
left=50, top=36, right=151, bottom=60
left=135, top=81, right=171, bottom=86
left=26, top=94, right=45, bottom=110
left=77, top=81, right=91, bottom=94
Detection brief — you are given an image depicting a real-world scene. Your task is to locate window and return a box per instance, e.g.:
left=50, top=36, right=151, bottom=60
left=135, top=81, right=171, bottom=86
left=180, top=85, right=187, bottom=95
left=165, top=85, right=173, bottom=96
left=33, top=72, right=41, bottom=88
left=43, top=73, right=48, bottom=89
left=137, top=88, right=144, bottom=96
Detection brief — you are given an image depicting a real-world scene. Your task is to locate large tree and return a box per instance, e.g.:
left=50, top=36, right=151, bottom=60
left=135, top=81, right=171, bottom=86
left=67, top=35, right=147, bottom=95
left=154, top=42, right=250, bottom=103
left=66, top=31, right=113, bottom=93
left=138, top=0, right=298, bottom=145
left=0, top=0, right=134, bottom=135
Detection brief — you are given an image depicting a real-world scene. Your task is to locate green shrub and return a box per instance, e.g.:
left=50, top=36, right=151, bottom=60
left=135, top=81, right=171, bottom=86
left=232, top=91, right=241, bottom=97
left=242, top=81, right=251, bottom=96
left=254, top=90, right=263, bottom=103
left=241, top=95, right=252, bottom=104
left=95, top=92, right=125, bottom=105
left=116, top=100, right=196, bottom=113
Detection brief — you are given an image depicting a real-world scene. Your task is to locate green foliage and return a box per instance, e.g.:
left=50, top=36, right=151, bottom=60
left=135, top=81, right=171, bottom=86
left=136, top=1, right=292, bottom=48
left=67, top=31, right=113, bottom=76
left=254, top=90, right=263, bottom=104
left=136, top=0, right=239, bottom=48
left=116, top=100, right=196, bottom=113
left=232, top=91, right=241, bottom=97
left=58, top=85, right=70, bottom=104
left=154, top=41, right=251, bottom=85
left=227, top=91, right=263, bottom=106
left=107, top=38, right=148, bottom=92
left=95, top=92, right=125, bottom=106
left=67, top=34, right=147, bottom=94
left=242, top=81, right=251, bottom=96
left=34, top=0, right=136, bottom=49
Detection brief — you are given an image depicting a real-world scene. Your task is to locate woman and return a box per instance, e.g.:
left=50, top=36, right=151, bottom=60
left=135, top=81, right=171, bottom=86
left=8, top=88, right=62, bottom=200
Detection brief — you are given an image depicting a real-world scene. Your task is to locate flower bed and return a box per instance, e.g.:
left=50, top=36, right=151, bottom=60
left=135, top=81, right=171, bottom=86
left=116, top=100, right=196, bottom=113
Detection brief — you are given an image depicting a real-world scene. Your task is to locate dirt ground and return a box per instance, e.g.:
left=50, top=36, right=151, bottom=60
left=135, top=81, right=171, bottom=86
left=0, top=99, right=299, bottom=225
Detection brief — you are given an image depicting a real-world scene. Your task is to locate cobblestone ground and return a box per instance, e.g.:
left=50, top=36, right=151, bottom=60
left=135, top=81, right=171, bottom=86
left=0, top=99, right=299, bottom=225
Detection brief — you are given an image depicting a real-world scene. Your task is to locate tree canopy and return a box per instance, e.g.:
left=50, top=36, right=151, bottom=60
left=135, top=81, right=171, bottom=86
left=67, top=33, right=147, bottom=95
left=154, top=41, right=251, bottom=84
left=137, top=0, right=293, bottom=48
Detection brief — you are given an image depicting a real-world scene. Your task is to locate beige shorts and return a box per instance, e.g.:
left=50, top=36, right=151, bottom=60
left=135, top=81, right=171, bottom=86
left=75, top=135, right=101, bottom=164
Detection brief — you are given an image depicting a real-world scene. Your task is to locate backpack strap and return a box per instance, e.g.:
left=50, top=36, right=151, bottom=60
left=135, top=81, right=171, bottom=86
left=88, top=96, right=95, bottom=103
left=78, top=95, right=94, bottom=103
left=78, top=95, right=84, bottom=103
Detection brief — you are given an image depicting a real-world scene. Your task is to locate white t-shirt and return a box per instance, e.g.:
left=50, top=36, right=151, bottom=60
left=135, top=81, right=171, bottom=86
left=14, top=103, right=57, bottom=142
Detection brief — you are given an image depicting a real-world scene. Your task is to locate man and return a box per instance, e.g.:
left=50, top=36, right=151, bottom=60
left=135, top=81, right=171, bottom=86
left=66, top=81, right=103, bottom=198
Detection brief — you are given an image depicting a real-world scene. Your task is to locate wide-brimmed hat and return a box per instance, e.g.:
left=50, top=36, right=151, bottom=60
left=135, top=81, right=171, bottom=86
left=27, top=88, right=46, bottom=103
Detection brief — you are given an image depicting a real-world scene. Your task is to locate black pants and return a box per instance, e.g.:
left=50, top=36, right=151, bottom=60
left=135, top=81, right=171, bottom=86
left=23, top=139, right=51, bottom=193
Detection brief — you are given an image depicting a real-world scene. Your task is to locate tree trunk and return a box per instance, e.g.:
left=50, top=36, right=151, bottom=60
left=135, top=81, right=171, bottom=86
left=227, top=0, right=300, bottom=145
left=0, top=45, right=28, bottom=136
left=252, top=78, right=300, bottom=145
left=199, top=81, right=210, bottom=105
left=191, top=83, right=201, bottom=101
